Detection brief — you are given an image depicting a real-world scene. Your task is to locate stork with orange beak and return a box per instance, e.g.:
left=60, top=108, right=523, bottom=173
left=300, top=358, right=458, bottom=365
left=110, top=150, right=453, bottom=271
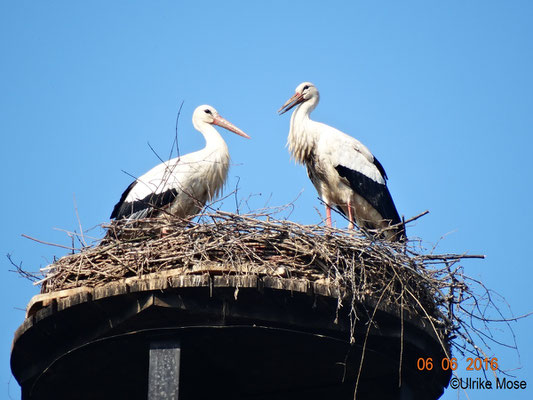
left=279, top=82, right=405, bottom=241
left=110, top=105, right=250, bottom=221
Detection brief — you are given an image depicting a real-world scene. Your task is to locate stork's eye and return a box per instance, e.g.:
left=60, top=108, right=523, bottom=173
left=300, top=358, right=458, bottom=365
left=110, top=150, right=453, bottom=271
left=204, top=109, right=212, bottom=114
left=303, top=85, right=310, bottom=91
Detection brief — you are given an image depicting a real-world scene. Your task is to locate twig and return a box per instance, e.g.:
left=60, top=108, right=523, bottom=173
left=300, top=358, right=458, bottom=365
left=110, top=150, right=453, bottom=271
left=170, top=100, right=184, bottom=160
left=73, top=193, right=87, bottom=248
left=21, top=234, right=77, bottom=251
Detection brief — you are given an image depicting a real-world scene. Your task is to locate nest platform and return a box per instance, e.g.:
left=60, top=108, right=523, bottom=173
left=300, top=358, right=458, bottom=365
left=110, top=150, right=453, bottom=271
left=11, top=212, right=457, bottom=400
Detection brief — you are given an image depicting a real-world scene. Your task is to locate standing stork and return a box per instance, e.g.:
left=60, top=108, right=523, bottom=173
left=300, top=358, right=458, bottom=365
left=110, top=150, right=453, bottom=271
left=278, top=82, right=405, bottom=241
left=110, top=105, right=250, bottom=222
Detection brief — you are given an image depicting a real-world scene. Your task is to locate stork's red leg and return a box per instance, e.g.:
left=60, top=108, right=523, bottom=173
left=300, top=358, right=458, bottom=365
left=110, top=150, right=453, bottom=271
left=325, top=204, right=332, bottom=228
left=347, top=200, right=355, bottom=229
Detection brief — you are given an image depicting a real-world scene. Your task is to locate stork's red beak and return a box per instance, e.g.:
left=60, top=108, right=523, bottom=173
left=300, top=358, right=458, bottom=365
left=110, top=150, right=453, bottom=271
left=213, top=115, right=250, bottom=139
left=278, top=92, right=305, bottom=115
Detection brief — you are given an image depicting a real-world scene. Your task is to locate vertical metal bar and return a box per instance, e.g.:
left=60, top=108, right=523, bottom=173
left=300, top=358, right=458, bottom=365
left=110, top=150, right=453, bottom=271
left=148, top=339, right=181, bottom=400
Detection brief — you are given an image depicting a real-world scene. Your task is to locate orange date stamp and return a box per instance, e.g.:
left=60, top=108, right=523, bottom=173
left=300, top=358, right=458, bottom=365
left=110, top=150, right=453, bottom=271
left=416, top=357, right=499, bottom=371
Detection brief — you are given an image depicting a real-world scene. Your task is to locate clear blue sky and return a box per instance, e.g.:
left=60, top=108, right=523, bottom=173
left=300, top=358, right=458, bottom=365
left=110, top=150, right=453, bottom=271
left=1, top=1, right=532, bottom=398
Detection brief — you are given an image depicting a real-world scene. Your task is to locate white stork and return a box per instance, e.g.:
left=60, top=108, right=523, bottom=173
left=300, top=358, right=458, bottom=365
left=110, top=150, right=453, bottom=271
left=278, top=82, right=405, bottom=241
left=110, top=105, right=250, bottom=221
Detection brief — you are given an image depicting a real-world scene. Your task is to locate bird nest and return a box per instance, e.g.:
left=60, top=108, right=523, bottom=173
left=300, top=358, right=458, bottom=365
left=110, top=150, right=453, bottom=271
left=22, top=208, right=501, bottom=359
left=12, top=206, right=522, bottom=372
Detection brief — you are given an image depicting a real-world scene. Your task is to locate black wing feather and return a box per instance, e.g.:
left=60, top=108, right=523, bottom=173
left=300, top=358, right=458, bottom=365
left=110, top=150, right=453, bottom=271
left=110, top=182, right=179, bottom=220
left=110, top=181, right=137, bottom=219
left=334, top=165, right=401, bottom=225
left=372, top=156, right=388, bottom=181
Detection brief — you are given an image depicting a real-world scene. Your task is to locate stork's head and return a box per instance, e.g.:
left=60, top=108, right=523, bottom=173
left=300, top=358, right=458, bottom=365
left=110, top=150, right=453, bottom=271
left=278, top=82, right=319, bottom=115
left=193, top=105, right=250, bottom=139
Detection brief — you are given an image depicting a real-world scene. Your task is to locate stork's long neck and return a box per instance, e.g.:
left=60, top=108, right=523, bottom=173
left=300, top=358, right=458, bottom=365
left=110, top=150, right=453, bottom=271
left=288, top=96, right=319, bottom=164
left=194, top=121, right=230, bottom=162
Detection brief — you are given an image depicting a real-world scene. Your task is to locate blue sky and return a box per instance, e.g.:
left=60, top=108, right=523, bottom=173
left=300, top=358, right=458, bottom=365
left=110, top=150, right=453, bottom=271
left=1, top=1, right=532, bottom=398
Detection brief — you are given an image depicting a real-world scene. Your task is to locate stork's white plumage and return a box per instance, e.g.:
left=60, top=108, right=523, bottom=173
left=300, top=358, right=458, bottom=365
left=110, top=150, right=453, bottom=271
left=110, top=105, right=250, bottom=221
left=279, top=82, right=405, bottom=241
